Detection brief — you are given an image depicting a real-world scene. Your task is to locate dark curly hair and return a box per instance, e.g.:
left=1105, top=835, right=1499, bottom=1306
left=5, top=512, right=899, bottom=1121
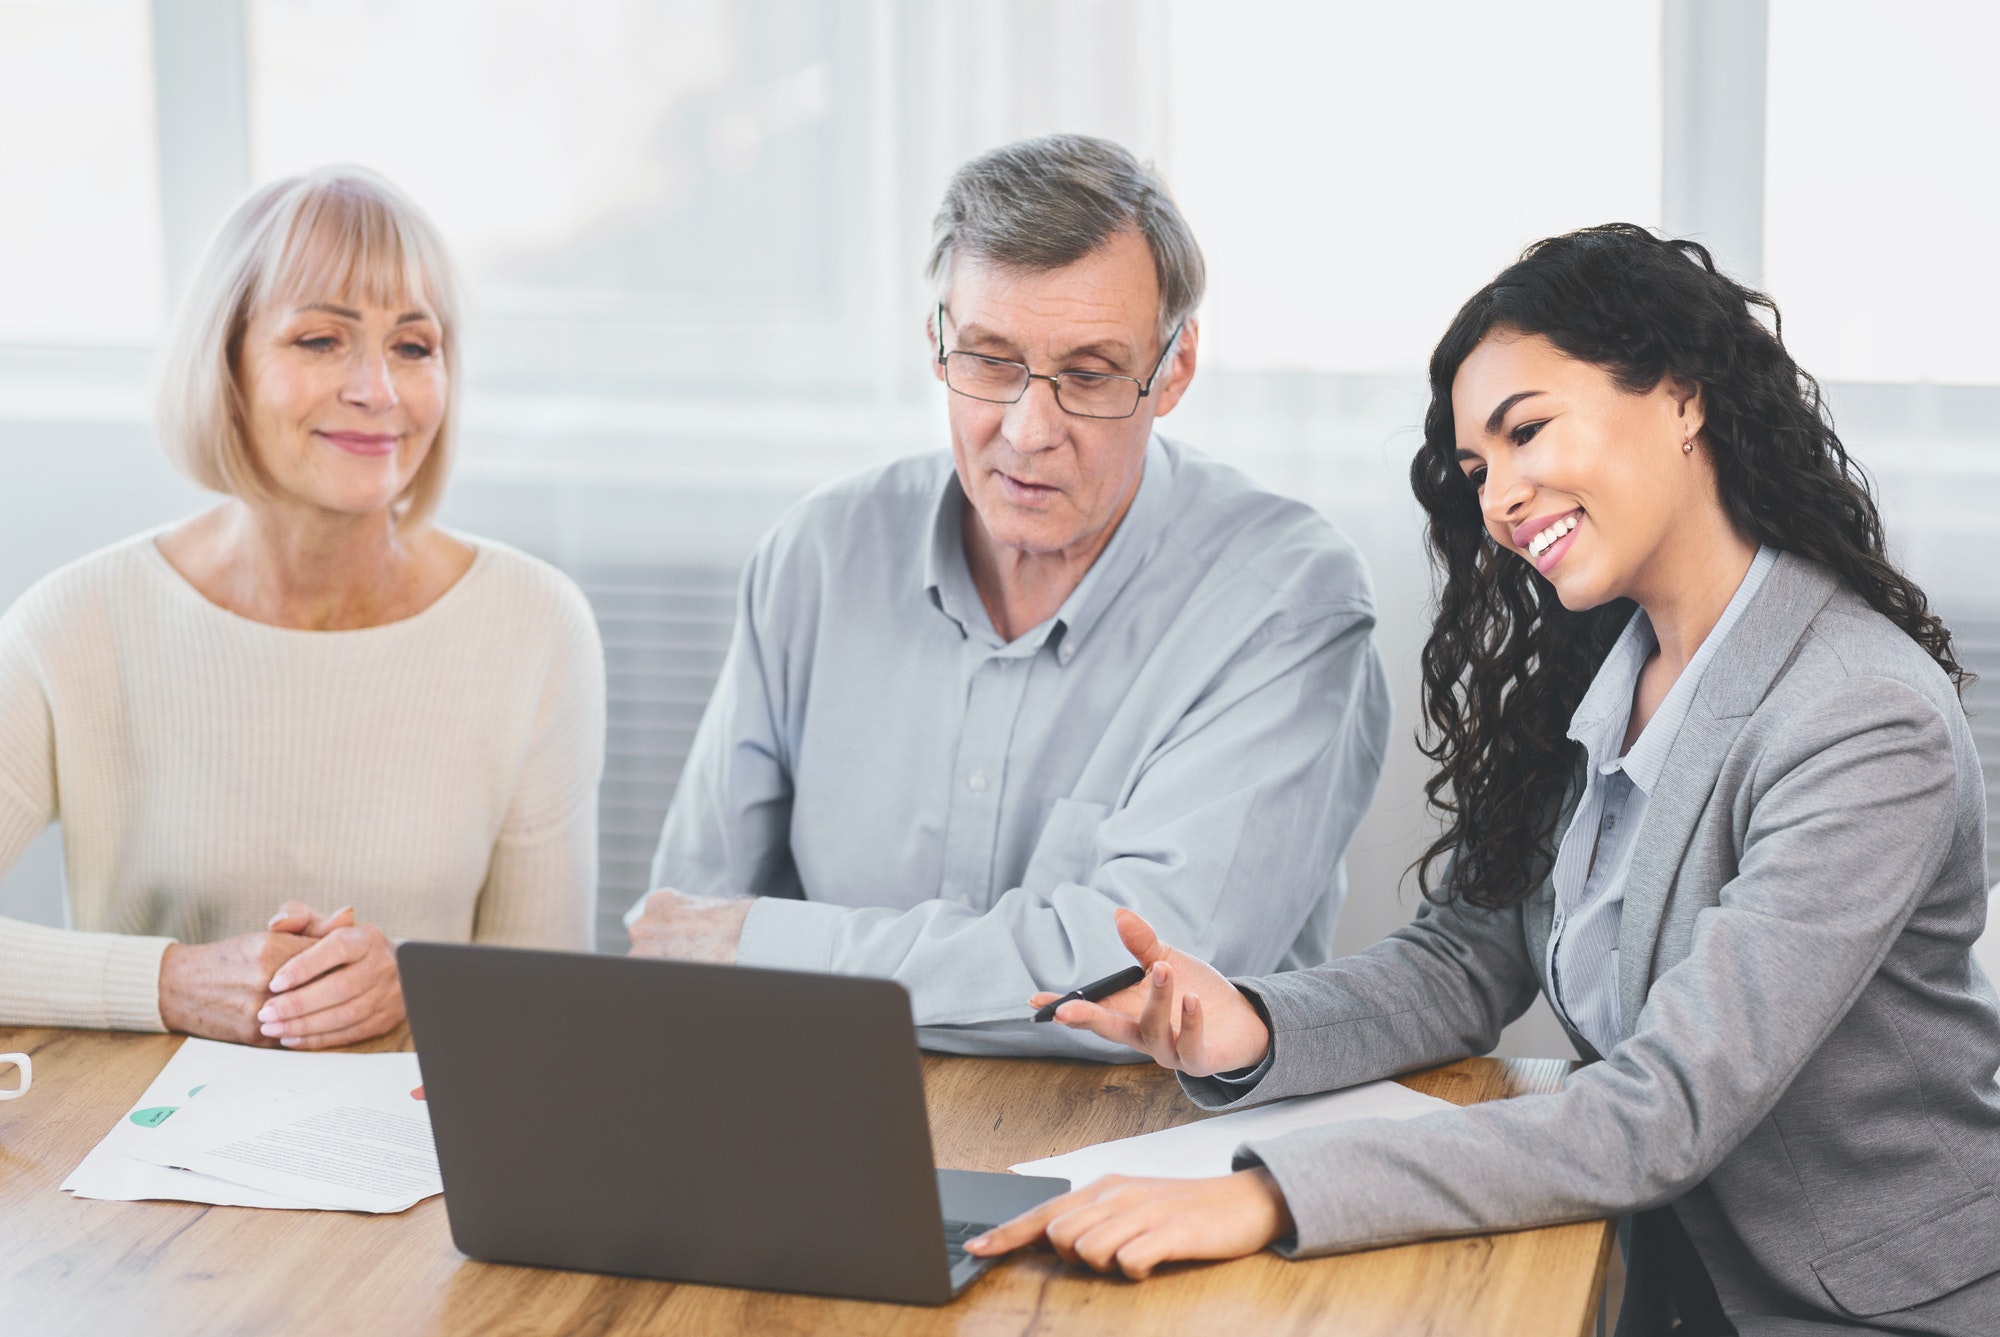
left=1410, top=223, right=1967, bottom=911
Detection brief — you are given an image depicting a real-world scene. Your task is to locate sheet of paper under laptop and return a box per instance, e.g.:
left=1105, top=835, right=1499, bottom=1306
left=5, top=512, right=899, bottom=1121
left=63, top=1037, right=440, bottom=1213
left=1010, top=1078, right=1456, bottom=1187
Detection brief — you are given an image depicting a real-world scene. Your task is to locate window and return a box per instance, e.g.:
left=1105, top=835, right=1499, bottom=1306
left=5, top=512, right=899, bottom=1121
left=1167, top=0, right=1663, bottom=373
left=1765, top=0, right=2000, bottom=384
left=248, top=0, right=877, bottom=397
left=0, top=0, right=164, bottom=346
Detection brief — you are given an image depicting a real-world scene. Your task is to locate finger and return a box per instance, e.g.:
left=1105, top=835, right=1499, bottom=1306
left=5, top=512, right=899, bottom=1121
left=279, top=1011, right=400, bottom=1050
left=1134, top=960, right=1179, bottom=1059
left=1028, top=992, right=1061, bottom=1009
left=263, top=957, right=383, bottom=1024
left=1042, top=1198, right=1128, bottom=1266
left=307, top=906, right=356, bottom=937
left=267, top=901, right=316, bottom=933
left=1177, top=990, right=1208, bottom=1071
left=1072, top=1213, right=1154, bottom=1274
left=1050, top=999, right=1146, bottom=1050
left=966, top=1189, right=1087, bottom=1255
left=1114, top=907, right=1170, bottom=968
left=259, top=961, right=387, bottom=1028
left=270, top=982, right=405, bottom=1044
left=1114, top=1229, right=1174, bottom=1280
left=269, top=931, right=368, bottom=993
left=262, top=990, right=376, bottom=1039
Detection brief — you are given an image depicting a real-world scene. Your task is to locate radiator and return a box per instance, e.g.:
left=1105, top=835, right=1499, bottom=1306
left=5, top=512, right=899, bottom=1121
left=573, top=564, right=742, bottom=953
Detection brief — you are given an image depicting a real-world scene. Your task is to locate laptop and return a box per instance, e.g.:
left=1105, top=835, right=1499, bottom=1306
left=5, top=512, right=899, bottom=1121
left=398, top=943, right=1069, bottom=1304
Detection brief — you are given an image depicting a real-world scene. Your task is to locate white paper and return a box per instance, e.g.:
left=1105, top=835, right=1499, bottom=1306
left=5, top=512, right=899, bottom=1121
left=1010, top=1079, right=1456, bottom=1186
left=64, top=1038, right=437, bottom=1213
left=129, top=1051, right=438, bottom=1213
left=63, top=1038, right=322, bottom=1208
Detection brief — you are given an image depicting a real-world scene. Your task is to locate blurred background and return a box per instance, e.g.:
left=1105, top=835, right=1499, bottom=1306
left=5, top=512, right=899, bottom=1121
left=0, top=0, right=1993, bottom=1056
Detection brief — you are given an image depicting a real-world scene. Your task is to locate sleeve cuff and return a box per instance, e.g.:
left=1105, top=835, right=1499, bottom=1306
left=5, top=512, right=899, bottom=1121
left=735, top=897, right=847, bottom=974
left=1179, top=983, right=1279, bottom=1107
left=102, top=934, right=174, bottom=1032
left=0, top=919, right=172, bottom=1032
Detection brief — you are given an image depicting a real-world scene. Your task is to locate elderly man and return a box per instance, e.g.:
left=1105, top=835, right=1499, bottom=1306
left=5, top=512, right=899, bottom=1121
left=627, top=134, right=1391, bottom=1057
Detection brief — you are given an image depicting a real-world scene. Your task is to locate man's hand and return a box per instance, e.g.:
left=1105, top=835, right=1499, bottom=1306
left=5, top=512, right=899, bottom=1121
left=252, top=900, right=406, bottom=1050
left=964, top=1168, right=1295, bottom=1278
left=627, top=887, right=752, bottom=964
left=1028, top=908, right=1271, bottom=1077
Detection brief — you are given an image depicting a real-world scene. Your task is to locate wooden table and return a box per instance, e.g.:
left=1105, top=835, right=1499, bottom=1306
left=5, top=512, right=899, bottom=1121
left=0, top=1025, right=1611, bottom=1336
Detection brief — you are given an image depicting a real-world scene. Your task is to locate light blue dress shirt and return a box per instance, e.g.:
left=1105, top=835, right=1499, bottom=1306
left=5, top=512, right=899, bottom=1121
left=639, top=436, right=1393, bottom=1057
left=1548, top=545, right=1778, bottom=1058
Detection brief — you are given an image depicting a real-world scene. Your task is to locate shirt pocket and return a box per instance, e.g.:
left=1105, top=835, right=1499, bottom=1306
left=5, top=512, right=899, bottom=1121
left=1810, top=1186, right=2000, bottom=1317
left=1020, top=798, right=1110, bottom=896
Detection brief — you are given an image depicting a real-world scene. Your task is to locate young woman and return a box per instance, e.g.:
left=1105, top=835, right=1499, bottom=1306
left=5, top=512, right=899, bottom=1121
left=0, top=168, right=604, bottom=1049
left=968, top=225, right=1999, bottom=1335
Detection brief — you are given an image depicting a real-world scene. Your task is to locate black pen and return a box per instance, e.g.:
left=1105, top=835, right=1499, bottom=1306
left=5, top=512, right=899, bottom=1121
left=1032, top=965, right=1149, bottom=1022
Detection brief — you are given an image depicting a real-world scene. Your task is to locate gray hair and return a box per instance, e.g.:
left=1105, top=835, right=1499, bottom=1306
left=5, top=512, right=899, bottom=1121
left=925, top=134, right=1205, bottom=346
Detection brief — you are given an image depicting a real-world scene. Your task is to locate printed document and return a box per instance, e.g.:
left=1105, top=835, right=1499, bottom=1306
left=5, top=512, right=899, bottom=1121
left=1011, top=1078, right=1455, bottom=1186
left=64, top=1038, right=438, bottom=1213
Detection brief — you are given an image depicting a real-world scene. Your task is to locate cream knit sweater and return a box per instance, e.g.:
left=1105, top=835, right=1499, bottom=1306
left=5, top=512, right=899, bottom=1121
left=0, top=531, right=605, bottom=1031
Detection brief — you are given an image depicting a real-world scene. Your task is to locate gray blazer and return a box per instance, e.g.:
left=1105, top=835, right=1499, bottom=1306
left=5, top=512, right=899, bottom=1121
left=1185, top=553, right=2000, bottom=1335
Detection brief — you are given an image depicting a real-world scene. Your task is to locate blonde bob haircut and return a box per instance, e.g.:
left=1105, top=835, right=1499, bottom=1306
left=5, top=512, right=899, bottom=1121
left=155, top=165, right=463, bottom=528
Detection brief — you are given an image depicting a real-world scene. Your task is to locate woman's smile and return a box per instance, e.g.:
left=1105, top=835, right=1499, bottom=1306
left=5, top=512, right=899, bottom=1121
left=1515, top=508, right=1583, bottom=572
left=315, top=429, right=399, bottom=458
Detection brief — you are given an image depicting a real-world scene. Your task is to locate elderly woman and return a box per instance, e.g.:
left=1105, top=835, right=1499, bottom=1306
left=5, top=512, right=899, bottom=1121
left=0, top=167, right=603, bottom=1049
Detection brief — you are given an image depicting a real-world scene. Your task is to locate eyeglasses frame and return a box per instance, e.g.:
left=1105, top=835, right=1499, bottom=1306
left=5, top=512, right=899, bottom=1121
left=933, top=302, right=1186, bottom=420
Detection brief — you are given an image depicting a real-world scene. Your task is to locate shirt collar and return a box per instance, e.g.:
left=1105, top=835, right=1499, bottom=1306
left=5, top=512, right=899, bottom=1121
left=922, top=467, right=978, bottom=633
left=921, top=436, right=1175, bottom=663
left=1043, top=436, right=1173, bottom=664
left=1569, top=544, right=1779, bottom=793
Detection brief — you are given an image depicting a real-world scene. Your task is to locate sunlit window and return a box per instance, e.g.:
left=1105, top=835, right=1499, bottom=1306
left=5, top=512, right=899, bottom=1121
left=0, top=0, right=164, bottom=345
left=247, top=0, right=863, bottom=394
left=1166, top=0, right=1663, bottom=374
left=1765, top=0, right=2000, bottom=385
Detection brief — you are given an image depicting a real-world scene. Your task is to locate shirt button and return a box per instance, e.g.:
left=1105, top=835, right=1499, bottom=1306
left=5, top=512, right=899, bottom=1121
left=968, top=771, right=988, bottom=793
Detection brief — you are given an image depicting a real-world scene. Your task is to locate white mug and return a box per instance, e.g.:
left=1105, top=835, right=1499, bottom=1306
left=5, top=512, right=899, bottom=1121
left=0, top=1051, right=29, bottom=1100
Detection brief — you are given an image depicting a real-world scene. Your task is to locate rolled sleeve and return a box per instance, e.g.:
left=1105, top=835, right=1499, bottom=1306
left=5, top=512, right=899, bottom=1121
left=736, top=896, right=843, bottom=974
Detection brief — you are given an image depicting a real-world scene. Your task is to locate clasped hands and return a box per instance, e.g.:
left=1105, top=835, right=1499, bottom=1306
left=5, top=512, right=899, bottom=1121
left=157, top=900, right=403, bottom=1049
left=964, top=907, right=1298, bottom=1279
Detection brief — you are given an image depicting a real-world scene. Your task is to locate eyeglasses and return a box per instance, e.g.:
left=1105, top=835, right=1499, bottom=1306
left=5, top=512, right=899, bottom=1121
left=934, top=303, right=1184, bottom=420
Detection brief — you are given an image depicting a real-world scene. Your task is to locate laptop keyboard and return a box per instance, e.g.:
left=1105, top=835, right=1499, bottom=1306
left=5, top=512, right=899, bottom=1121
left=942, top=1219, right=994, bottom=1269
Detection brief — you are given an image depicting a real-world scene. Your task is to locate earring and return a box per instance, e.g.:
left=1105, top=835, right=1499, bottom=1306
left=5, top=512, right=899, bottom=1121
left=1683, top=437, right=1695, bottom=454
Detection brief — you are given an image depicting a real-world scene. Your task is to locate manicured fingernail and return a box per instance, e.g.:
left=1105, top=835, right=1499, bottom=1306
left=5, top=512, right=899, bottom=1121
left=260, top=1022, right=282, bottom=1036
left=257, top=1004, right=277, bottom=1022
left=269, top=975, right=290, bottom=992
left=279, top=1037, right=301, bottom=1048
left=968, top=1234, right=990, bottom=1249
